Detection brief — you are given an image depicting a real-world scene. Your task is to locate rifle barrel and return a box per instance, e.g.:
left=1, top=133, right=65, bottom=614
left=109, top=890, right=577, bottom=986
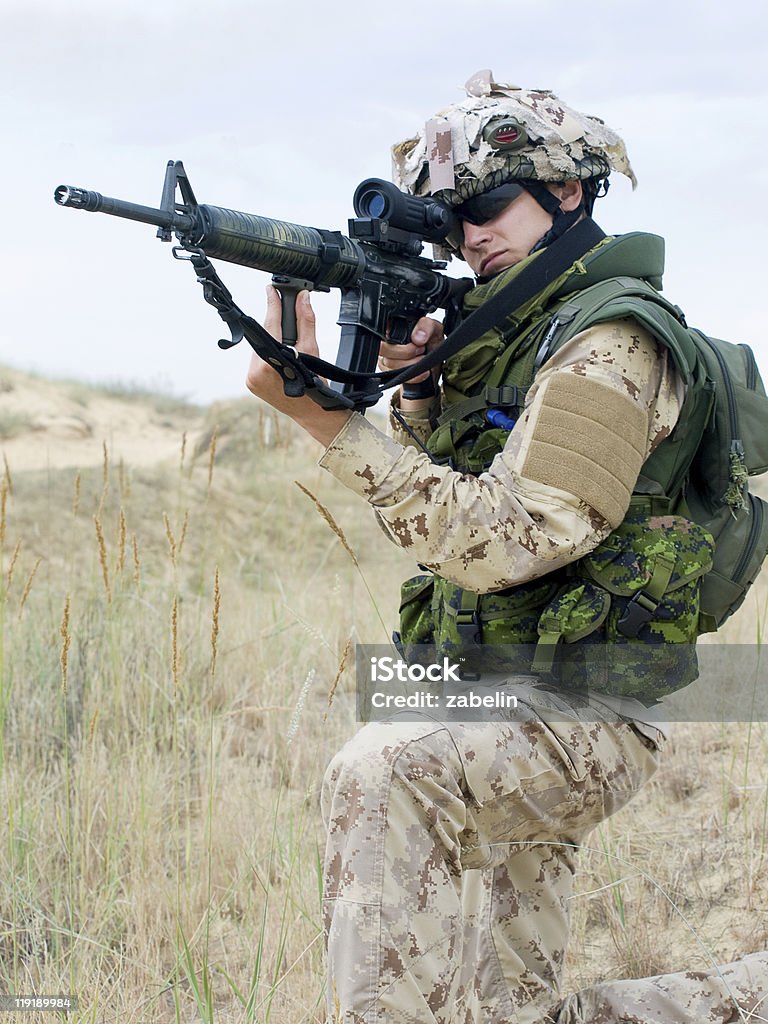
left=54, top=186, right=195, bottom=233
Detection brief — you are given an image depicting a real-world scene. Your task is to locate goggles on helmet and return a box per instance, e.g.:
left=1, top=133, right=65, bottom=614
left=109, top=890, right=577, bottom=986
left=445, top=181, right=526, bottom=250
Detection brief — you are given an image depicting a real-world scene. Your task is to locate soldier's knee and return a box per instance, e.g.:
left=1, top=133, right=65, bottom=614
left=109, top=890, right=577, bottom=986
left=322, top=721, right=463, bottom=823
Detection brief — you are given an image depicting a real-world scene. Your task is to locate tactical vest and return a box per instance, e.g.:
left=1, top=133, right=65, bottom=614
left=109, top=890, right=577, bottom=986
left=396, top=233, right=724, bottom=701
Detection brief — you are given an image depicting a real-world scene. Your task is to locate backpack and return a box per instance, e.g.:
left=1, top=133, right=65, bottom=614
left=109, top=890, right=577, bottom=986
left=536, top=277, right=768, bottom=633
left=680, top=333, right=768, bottom=630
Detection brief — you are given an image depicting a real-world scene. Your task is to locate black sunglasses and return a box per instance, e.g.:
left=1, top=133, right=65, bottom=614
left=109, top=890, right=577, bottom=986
left=446, top=182, right=526, bottom=249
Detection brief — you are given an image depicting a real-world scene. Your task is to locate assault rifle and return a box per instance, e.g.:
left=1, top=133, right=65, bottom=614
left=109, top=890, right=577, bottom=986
left=54, top=161, right=473, bottom=411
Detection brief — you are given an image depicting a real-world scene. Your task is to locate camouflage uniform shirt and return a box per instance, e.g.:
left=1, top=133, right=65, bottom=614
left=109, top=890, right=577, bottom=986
left=319, top=317, right=683, bottom=594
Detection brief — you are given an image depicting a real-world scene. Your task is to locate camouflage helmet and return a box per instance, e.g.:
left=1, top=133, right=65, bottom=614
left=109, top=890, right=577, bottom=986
left=392, top=70, right=637, bottom=208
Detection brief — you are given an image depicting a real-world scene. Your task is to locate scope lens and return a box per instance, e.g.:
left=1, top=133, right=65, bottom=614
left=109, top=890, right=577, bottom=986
left=358, top=190, right=387, bottom=218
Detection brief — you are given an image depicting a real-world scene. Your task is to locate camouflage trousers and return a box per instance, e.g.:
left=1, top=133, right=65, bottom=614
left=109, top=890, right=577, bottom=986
left=321, top=688, right=767, bottom=1023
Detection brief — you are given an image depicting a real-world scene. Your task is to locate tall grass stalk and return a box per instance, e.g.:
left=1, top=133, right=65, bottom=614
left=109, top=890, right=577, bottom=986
left=294, top=481, right=390, bottom=642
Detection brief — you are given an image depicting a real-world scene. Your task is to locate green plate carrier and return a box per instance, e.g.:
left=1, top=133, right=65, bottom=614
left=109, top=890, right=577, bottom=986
left=396, top=233, right=768, bottom=699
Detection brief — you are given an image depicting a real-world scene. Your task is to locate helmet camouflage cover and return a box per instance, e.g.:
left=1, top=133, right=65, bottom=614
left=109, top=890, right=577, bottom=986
left=392, top=70, right=637, bottom=208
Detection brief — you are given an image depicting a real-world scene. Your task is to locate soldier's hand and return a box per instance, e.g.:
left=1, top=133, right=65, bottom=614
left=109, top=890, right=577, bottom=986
left=245, top=287, right=352, bottom=446
left=378, top=316, right=445, bottom=384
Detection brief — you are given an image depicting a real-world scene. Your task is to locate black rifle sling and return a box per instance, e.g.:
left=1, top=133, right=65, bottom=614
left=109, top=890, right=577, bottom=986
left=299, top=217, right=606, bottom=404
left=176, top=246, right=358, bottom=409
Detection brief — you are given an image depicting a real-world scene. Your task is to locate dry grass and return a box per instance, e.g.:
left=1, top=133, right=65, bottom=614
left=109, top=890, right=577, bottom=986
left=0, top=381, right=766, bottom=1021
left=0, top=391, right=410, bottom=1023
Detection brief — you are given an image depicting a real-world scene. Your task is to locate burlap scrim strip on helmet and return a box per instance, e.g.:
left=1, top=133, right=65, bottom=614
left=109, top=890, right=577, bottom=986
left=391, top=71, right=637, bottom=211
left=520, top=374, right=647, bottom=528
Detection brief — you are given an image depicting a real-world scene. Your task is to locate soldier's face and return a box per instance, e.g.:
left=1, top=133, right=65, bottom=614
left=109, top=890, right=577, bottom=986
left=459, top=180, right=581, bottom=277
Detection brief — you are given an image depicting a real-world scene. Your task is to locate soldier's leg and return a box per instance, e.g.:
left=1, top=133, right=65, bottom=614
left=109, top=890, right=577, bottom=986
left=461, top=713, right=662, bottom=1024
left=321, top=707, right=660, bottom=1024
left=555, top=951, right=768, bottom=1023
left=322, top=720, right=470, bottom=1024
left=459, top=844, right=579, bottom=1024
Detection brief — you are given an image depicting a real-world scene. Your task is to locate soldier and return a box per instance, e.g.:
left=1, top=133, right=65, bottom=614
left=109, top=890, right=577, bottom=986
left=245, top=73, right=768, bottom=1023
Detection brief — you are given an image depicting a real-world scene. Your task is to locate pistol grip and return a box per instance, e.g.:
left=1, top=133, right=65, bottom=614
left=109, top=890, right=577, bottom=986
left=401, top=378, right=436, bottom=401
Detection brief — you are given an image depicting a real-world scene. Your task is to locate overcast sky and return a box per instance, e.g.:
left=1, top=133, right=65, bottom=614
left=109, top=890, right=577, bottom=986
left=2, top=0, right=766, bottom=405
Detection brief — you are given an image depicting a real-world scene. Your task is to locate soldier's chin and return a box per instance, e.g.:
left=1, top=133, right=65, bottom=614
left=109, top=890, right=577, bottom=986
left=477, top=253, right=515, bottom=282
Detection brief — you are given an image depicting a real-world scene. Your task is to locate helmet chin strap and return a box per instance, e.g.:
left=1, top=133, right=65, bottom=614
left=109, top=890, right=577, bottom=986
left=520, top=180, right=585, bottom=254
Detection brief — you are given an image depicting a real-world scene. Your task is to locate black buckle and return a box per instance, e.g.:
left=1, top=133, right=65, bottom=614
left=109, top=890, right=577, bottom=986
left=617, top=591, right=660, bottom=638
left=455, top=609, right=482, bottom=645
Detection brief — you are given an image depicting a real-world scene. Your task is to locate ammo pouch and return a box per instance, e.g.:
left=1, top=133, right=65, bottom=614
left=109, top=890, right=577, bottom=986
left=427, top=417, right=511, bottom=473
left=396, top=506, right=714, bottom=701
left=426, top=385, right=529, bottom=473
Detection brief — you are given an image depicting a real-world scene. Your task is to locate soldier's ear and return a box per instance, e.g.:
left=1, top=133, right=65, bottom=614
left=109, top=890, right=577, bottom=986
left=557, top=179, right=583, bottom=212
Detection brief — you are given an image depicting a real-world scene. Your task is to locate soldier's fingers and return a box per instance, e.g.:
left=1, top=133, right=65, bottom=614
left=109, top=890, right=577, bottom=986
left=411, top=316, right=444, bottom=350
left=379, top=340, right=427, bottom=364
left=294, top=291, right=320, bottom=357
left=263, top=285, right=283, bottom=342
